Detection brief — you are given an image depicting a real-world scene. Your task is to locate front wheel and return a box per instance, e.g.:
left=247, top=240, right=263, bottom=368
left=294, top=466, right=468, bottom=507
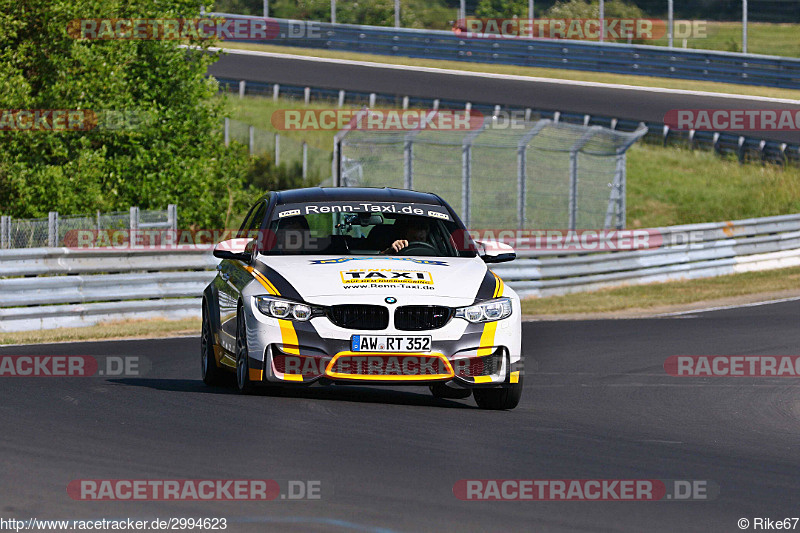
left=235, top=307, right=256, bottom=395
left=201, top=301, right=224, bottom=386
left=473, top=377, right=523, bottom=410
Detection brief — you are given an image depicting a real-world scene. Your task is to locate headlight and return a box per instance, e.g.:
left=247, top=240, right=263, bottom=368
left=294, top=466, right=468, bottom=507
left=254, top=296, right=323, bottom=321
left=455, top=297, right=512, bottom=323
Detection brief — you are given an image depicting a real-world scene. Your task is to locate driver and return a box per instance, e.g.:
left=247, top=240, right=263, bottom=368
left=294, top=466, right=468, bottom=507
left=382, top=217, right=430, bottom=254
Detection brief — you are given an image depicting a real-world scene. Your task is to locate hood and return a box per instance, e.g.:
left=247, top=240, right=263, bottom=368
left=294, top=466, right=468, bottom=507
left=256, top=255, right=488, bottom=306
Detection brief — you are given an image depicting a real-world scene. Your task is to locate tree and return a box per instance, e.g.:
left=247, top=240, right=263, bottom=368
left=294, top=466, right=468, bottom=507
left=0, top=0, right=252, bottom=227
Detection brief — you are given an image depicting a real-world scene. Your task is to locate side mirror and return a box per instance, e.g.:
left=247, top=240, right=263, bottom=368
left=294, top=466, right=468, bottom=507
left=476, top=240, right=516, bottom=263
left=213, top=238, right=253, bottom=262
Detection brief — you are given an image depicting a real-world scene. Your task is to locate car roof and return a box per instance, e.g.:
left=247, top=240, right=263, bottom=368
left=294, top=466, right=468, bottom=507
left=274, top=187, right=444, bottom=206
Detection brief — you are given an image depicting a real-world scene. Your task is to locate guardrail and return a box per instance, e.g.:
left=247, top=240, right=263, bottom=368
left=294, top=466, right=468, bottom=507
left=0, top=248, right=217, bottom=332
left=217, top=77, right=800, bottom=167
left=211, top=13, right=800, bottom=89
left=2, top=213, right=799, bottom=331
left=494, top=213, right=800, bottom=297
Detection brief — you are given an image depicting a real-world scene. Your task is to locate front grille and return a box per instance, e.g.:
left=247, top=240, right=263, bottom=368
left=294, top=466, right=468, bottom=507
left=455, top=352, right=502, bottom=378
left=394, top=305, right=453, bottom=331
left=328, top=305, right=389, bottom=330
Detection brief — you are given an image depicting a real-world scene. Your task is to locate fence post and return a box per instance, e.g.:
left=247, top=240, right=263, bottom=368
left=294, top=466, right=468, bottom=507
left=0, top=215, right=9, bottom=249
left=224, top=118, right=230, bottom=147
left=402, top=96, right=409, bottom=110
left=130, top=206, right=139, bottom=231
left=338, top=90, right=345, bottom=108
left=167, top=204, right=178, bottom=232
left=239, top=80, right=246, bottom=99
left=568, top=127, right=601, bottom=230
left=403, top=138, right=413, bottom=190
left=461, top=142, right=471, bottom=228
left=369, top=93, right=376, bottom=108
left=48, top=211, right=59, bottom=247
left=302, top=142, right=308, bottom=180
left=249, top=126, right=255, bottom=156
left=304, top=87, right=311, bottom=105
left=273, top=83, right=280, bottom=101
left=275, top=133, right=280, bottom=165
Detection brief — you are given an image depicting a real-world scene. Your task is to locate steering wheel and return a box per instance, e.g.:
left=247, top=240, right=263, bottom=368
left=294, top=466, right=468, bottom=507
left=398, top=241, right=438, bottom=256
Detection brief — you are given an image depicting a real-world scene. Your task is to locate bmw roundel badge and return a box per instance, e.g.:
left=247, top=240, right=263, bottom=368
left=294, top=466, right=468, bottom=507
left=385, top=297, right=397, bottom=304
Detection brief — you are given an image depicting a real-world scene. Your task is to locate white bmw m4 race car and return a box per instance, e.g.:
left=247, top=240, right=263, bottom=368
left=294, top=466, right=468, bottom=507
left=202, top=187, right=523, bottom=409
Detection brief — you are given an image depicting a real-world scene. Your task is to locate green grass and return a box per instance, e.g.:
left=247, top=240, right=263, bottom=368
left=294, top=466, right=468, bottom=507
left=220, top=43, right=800, bottom=101
left=521, top=266, right=800, bottom=315
left=650, top=21, right=800, bottom=58
left=0, top=318, right=200, bottom=346
left=626, top=144, right=800, bottom=227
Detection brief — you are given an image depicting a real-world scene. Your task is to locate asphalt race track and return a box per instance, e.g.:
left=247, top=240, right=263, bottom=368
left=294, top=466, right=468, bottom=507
left=3, top=300, right=800, bottom=532
left=207, top=50, right=800, bottom=145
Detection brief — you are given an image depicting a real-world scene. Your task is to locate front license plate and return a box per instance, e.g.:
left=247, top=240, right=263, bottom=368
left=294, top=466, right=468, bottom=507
left=351, top=335, right=431, bottom=353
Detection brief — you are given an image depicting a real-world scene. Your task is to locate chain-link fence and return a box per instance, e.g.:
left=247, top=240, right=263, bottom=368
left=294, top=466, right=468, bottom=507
left=334, top=114, right=647, bottom=230
left=0, top=206, right=176, bottom=249
left=224, top=118, right=332, bottom=184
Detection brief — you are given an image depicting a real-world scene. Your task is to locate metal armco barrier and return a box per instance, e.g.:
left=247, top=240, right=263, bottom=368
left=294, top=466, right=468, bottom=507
left=2, top=213, right=800, bottom=331
left=211, top=14, right=800, bottom=89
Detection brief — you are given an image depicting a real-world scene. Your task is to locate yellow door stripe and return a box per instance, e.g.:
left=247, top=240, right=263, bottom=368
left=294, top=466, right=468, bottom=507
left=473, top=375, right=494, bottom=383
left=510, top=371, right=520, bottom=383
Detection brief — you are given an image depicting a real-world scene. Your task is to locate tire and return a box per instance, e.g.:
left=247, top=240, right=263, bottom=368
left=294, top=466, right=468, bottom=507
left=429, top=383, right=472, bottom=400
left=473, top=376, right=523, bottom=410
left=235, top=306, right=256, bottom=395
left=201, top=301, right=224, bottom=386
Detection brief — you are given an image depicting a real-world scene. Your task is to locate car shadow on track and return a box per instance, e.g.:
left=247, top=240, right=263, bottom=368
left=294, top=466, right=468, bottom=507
left=109, top=378, right=477, bottom=409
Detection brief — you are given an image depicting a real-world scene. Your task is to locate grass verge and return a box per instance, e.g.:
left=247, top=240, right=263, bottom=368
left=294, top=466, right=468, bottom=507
left=221, top=42, right=800, bottom=101
left=520, top=266, right=800, bottom=316
left=0, top=318, right=201, bottom=346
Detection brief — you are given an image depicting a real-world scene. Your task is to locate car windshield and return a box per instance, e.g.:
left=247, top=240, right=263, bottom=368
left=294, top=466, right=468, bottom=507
left=259, top=201, right=477, bottom=258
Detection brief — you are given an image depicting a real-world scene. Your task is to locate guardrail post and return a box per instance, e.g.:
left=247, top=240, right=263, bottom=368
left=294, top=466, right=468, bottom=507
left=238, top=80, right=246, bottom=99
left=274, top=133, right=280, bottom=166
left=48, top=211, right=59, bottom=247
left=249, top=126, right=255, bottom=156
left=224, top=118, right=230, bottom=147
left=302, top=142, right=308, bottom=180
left=402, top=96, right=409, bottom=110
left=167, top=204, right=177, bottom=232
left=662, top=125, right=670, bottom=147
left=304, top=87, right=311, bottom=105
left=273, top=84, right=280, bottom=101
left=369, top=93, right=376, bottom=107
left=338, top=90, right=345, bottom=108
